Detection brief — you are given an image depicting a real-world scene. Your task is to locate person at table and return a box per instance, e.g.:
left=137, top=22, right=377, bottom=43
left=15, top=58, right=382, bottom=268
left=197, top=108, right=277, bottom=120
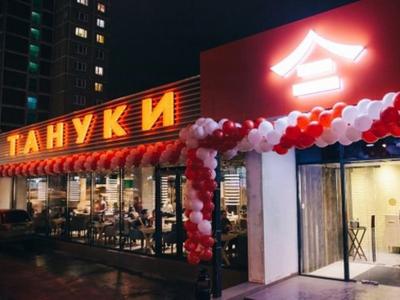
left=94, top=195, right=108, bottom=222
left=133, top=196, right=143, bottom=213
left=221, top=210, right=232, bottom=234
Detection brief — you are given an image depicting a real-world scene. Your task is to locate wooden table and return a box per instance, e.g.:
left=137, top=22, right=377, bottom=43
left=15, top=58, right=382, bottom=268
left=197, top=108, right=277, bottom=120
left=348, top=226, right=367, bottom=261
left=139, top=225, right=172, bottom=253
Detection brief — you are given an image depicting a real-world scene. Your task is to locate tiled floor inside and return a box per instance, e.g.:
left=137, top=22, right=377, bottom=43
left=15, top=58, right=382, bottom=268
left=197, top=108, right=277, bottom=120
left=246, top=276, right=400, bottom=300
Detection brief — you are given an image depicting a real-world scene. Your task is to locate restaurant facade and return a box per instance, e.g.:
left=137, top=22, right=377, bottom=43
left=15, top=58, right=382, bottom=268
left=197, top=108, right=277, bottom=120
left=1, top=0, right=400, bottom=296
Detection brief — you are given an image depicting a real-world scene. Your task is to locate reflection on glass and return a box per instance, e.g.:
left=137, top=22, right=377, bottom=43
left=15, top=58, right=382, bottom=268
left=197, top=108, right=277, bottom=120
left=68, top=173, right=91, bottom=244
left=220, top=159, right=248, bottom=269
left=122, top=167, right=155, bottom=254
left=48, top=175, right=67, bottom=238
left=92, top=171, right=120, bottom=249
left=298, top=164, right=344, bottom=279
left=27, top=177, right=48, bottom=235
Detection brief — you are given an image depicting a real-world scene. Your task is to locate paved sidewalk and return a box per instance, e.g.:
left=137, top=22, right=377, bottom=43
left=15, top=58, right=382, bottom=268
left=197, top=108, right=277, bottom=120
left=246, top=276, right=400, bottom=300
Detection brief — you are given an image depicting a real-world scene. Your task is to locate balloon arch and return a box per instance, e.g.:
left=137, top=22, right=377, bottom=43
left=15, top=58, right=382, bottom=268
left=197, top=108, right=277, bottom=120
left=0, top=91, right=399, bottom=264
left=180, top=91, right=400, bottom=264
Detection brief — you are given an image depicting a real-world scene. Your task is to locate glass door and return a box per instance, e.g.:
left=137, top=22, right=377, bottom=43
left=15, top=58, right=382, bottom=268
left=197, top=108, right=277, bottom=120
left=345, top=160, right=400, bottom=287
left=156, top=167, right=186, bottom=258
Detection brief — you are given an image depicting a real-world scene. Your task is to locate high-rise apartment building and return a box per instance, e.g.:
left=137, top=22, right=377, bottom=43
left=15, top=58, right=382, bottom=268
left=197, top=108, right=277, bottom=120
left=0, top=0, right=109, bottom=132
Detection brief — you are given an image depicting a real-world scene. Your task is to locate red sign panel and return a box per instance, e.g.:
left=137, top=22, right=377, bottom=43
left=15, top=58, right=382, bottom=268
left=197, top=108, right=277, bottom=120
left=201, top=0, right=400, bottom=121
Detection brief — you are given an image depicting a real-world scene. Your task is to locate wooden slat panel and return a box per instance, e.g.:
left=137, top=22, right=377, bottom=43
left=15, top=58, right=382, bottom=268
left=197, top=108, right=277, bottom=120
left=0, top=76, right=200, bottom=164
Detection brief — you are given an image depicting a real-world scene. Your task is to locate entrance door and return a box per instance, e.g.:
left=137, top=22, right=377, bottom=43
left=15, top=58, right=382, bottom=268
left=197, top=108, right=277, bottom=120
left=155, top=167, right=186, bottom=258
left=345, top=160, right=400, bottom=287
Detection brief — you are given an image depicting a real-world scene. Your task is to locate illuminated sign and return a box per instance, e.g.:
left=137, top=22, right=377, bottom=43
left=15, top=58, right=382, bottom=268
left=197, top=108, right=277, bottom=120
left=271, top=30, right=365, bottom=97
left=5, top=92, right=176, bottom=158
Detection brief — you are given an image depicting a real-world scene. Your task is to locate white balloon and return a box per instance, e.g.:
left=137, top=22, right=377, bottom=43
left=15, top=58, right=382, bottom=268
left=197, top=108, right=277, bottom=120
left=258, top=121, right=273, bottom=136
left=254, top=144, right=263, bottom=153
left=204, top=157, right=217, bottom=170
left=339, top=136, right=352, bottom=146
left=274, top=117, right=288, bottom=134
left=195, top=118, right=206, bottom=126
left=204, top=120, right=219, bottom=135
left=345, top=126, right=362, bottom=142
left=367, top=101, right=383, bottom=120
left=287, top=111, right=301, bottom=126
left=356, top=99, right=371, bottom=114
left=266, top=130, right=281, bottom=145
left=198, top=220, right=212, bottom=235
left=193, top=126, right=206, bottom=139
left=210, top=169, right=216, bottom=180
left=331, top=118, right=347, bottom=135
left=342, top=106, right=358, bottom=124
left=186, top=138, right=199, bottom=149
left=321, top=128, right=338, bottom=145
left=248, top=129, right=262, bottom=145
left=353, top=115, right=373, bottom=132
left=237, top=137, right=253, bottom=152
left=223, top=148, right=238, bottom=160
left=191, top=200, right=204, bottom=212
left=382, top=92, right=397, bottom=108
left=315, top=138, right=328, bottom=148
left=259, top=139, right=273, bottom=152
left=190, top=211, right=203, bottom=224
left=196, top=148, right=209, bottom=160
left=218, top=118, right=228, bottom=128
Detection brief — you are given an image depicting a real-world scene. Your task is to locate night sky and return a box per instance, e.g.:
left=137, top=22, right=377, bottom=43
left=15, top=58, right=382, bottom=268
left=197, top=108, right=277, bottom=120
left=109, top=0, right=356, bottom=99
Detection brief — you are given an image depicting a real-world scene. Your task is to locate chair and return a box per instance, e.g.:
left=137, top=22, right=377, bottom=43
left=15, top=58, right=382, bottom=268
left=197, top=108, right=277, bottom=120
left=69, top=215, right=88, bottom=238
left=129, top=227, right=145, bottom=250
left=103, top=223, right=118, bottom=246
left=163, top=224, right=177, bottom=254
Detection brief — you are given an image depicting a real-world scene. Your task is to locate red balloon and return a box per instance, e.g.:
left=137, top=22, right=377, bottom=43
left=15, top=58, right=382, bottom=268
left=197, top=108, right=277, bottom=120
left=319, top=111, right=332, bottom=127
left=380, top=107, right=399, bottom=124
left=222, top=120, right=235, bottom=134
left=255, top=117, right=266, bottom=128
left=198, top=190, right=213, bottom=202
left=370, top=120, right=388, bottom=138
left=310, top=106, right=324, bottom=121
left=184, top=221, right=197, bottom=232
left=273, top=144, right=288, bottom=155
left=388, top=123, right=400, bottom=137
left=202, top=212, right=212, bottom=220
left=362, top=131, right=378, bottom=143
left=297, top=115, right=310, bottom=130
left=332, top=102, right=347, bottom=118
left=184, top=240, right=197, bottom=252
left=187, top=252, right=201, bottom=265
left=285, top=126, right=301, bottom=140
left=200, top=235, right=215, bottom=248
left=393, top=93, right=400, bottom=110
left=242, top=120, right=255, bottom=131
left=203, top=200, right=215, bottom=212
left=305, top=121, right=323, bottom=138
left=298, top=133, right=315, bottom=148
left=280, top=135, right=294, bottom=149
left=200, top=248, right=213, bottom=261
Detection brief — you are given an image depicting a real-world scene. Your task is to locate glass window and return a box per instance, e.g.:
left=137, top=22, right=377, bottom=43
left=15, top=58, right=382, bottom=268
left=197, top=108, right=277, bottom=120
left=96, top=34, right=104, bottom=44
left=48, top=175, right=68, bottom=238
left=95, top=66, right=103, bottom=76
left=28, top=62, right=39, bottom=73
left=96, top=49, right=104, bottom=60
left=31, top=28, right=41, bottom=41
left=68, top=174, right=91, bottom=244
left=75, top=78, right=87, bottom=88
left=31, top=11, right=41, bottom=26
left=97, top=3, right=106, bottom=13
left=29, top=44, right=40, bottom=61
left=75, top=61, right=87, bottom=72
left=122, top=167, right=155, bottom=254
left=27, top=96, right=38, bottom=110
left=93, top=171, right=121, bottom=249
left=73, top=95, right=86, bottom=106
left=96, top=18, right=105, bottom=28
left=27, top=177, right=48, bottom=235
left=76, top=43, right=88, bottom=55
left=75, top=27, right=88, bottom=38
left=78, top=12, right=88, bottom=22
left=77, top=0, right=89, bottom=5
left=94, top=82, right=103, bottom=92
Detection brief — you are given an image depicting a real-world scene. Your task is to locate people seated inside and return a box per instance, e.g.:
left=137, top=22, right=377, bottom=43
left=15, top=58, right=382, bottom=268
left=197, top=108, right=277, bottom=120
left=221, top=210, right=232, bottom=234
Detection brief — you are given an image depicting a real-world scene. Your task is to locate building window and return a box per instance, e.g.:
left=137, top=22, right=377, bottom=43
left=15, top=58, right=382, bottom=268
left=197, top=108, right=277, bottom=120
left=96, top=18, right=105, bottom=28
left=96, top=34, right=104, bottom=44
left=95, top=66, right=103, bottom=76
left=96, top=49, right=104, bottom=60
left=94, top=82, right=103, bottom=92
left=77, top=0, right=89, bottom=6
left=27, top=96, right=38, bottom=110
left=97, top=3, right=106, bottom=13
left=28, top=62, right=39, bottom=73
left=76, top=44, right=88, bottom=55
left=78, top=12, right=89, bottom=22
left=75, top=61, right=87, bottom=72
left=75, top=78, right=87, bottom=88
left=31, top=12, right=41, bottom=26
left=75, top=27, right=88, bottom=38
left=73, top=95, right=86, bottom=106
left=31, top=28, right=40, bottom=41
left=29, top=45, right=40, bottom=61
